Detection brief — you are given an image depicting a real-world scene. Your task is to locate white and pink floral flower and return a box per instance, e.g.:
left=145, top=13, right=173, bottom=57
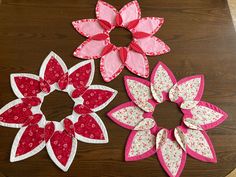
left=108, top=61, right=228, bottom=177
left=72, top=0, right=170, bottom=82
left=0, top=51, right=117, bottom=171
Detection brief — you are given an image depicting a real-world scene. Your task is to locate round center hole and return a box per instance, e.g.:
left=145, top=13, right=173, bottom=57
left=41, top=91, right=74, bottom=121
left=109, top=27, right=133, bottom=47
left=154, top=101, right=183, bottom=129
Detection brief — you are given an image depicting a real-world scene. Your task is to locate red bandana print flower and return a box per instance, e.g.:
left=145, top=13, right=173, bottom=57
left=72, top=0, right=170, bottom=82
left=0, top=51, right=117, bottom=172
left=108, top=62, right=228, bottom=177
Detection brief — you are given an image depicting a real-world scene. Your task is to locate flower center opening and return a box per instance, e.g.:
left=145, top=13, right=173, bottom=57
left=41, top=91, right=74, bottom=121
left=154, top=101, right=183, bottom=129
left=109, top=27, right=133, bottom=47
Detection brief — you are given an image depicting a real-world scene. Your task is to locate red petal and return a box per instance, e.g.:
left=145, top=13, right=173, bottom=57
left=74, top=114, right=105, bottom=140
left=129, top=41, right=144, bottom=54
left=101, top=43, right=114, bottom=56
left=49, top=130, right=73, bottom=166
left=15, top=124, right=44, bottom=157
left=23, top=114, right=42, bottom=126
left=133, top=32, right=150, bottom=38
left=91, top=33, right=109, bottom=40
left=58, top=73, right=69, bottom=90
left=69, top=63, right=92, bottom=89
left=13, top=75, right=41, bottom=97
left=44, top=122, right=55, bottom=142
left=22, top=97, right=41, bottom=107
left=82, top=88, right=114, bottom=110
left=71, top=87, right=88, bottom=98
left=73, top=104, right=92, bottom=114
left=118, top=47, right=128, bottom=64
left=63, top=118, right=75, bottom=137
left=127, top=19, right=140, bottom=30
left=98, top=19, right=112, bottom=30
left=39, top=78, right=50, bottom=93
left=116, top=13, right=123, bottom=26
left=43, top=57, right=65, bottom=85
left=0, top=102, right=32, bottom=126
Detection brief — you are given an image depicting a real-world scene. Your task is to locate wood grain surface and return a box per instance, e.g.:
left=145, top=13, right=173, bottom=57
left=0, top=0, right=236, bottom=177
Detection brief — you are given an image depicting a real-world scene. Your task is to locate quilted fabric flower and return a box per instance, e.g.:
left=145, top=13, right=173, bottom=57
left=108, top=62, right=228, bottom=177
left=0, top=51, right=117, bottom=171
left=72, top=0, right=170, bottom=82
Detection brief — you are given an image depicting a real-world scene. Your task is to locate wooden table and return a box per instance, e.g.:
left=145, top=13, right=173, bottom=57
left=0, top=0, right=236, bottom=176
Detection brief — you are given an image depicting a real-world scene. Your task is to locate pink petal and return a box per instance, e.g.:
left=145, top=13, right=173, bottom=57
left=39, top=52, right=67, bottom=86
left=169, top=75, right=204, bottom=103
left=10, top=73, right=41, bottom=98
left=125, top=130, right=156, bottom=161
left=72, top=19, right=105, bottom=37
left=157, top=134, right=186, bottom=177
left=81, top=85, right=117, bottom=112
left=184, top=129, right=217, bottom=163
left=124, top=76, right=156, bottom=112
left=73, top=113, right=108, bottom=143
left=68, top=60, right=95, bottom=88
left=135, top=36, right=170, bottom=56
left=183, top=101, right=228, bottom=130
left=101, top=43, right=115, bottom=56
left=73, top=38, right=107, bottom=59
left=10, top=124, right=45, bottom=162
left=127, top=19, right=140, bottom=30
left=107, top=101, right=146, bottom=130
left=125, top=50, right=149, bottom=78
left=95, top=0, right=118, bottom=27
left=100, top=48, right=124, bottom=82
left=119, top=0, right=141, bottom=27
left=150, top=62, right=176, bottom=103
left=132, top=17, right=164, bottom=35
left=0, top=99, right=33, bottom=128
left=46, top=124, right=77, bottom=172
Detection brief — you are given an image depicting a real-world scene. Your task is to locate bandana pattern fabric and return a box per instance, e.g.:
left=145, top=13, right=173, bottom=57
left=0, top=51, right=117, bottom=172
left=72, top=0, right=170, bottom=82
left=107, top=62, right=228, bottom=177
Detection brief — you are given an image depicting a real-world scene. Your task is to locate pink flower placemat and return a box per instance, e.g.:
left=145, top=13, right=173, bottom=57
left=72, top=0, right=170, bottom=82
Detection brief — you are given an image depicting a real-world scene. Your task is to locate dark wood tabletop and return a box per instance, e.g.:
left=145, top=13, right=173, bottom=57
left=0, top=0, right=236, bottom=177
